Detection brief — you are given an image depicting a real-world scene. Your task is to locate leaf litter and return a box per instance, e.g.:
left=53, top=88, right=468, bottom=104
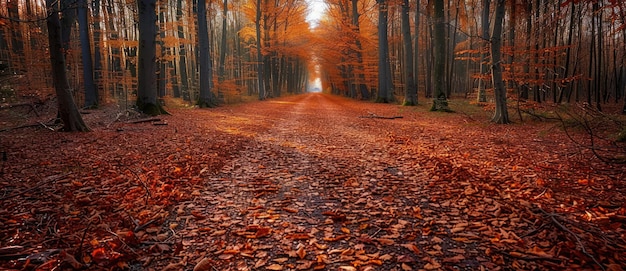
left=0, top=93, right=624, bottom=270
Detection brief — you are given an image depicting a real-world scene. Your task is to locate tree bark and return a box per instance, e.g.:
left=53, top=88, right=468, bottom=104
left=431, top=0, right=449, bottom=111
left=77, top=0, right=98, bottom=107
left=491, top=0, right=509, bottom=124
left=255, top=0, right=266, bottom=100
left=136, top=0, right=165, bottom=115
left=46, top=0, right=90, bottom=132
left=477, top=0, right=490, bottom=103
left=197, top=0, right=217, bottom=107
left=376, top=0, right=394, bottom=103
left=401, top=0, right=417, bottom=106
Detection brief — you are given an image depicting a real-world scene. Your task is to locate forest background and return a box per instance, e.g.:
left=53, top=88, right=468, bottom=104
left=0, top=0, right=625, bottom=118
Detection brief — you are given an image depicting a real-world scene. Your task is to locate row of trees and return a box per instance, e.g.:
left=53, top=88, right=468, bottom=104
left=1, top=0, right=313, bottom=122
left=1, top=0, right=625, bottom=129
left=315, top=0, right=626, bottom=122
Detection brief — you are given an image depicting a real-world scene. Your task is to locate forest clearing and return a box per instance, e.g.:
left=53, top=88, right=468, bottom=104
left=1, top=93, right=625, bottom=270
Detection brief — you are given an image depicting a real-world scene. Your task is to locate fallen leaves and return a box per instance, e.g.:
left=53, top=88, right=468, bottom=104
left=1, top=94, right=624, bottom=271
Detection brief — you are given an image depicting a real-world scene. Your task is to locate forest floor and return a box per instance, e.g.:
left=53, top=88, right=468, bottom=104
left=0, top=93, right=625, bottom=271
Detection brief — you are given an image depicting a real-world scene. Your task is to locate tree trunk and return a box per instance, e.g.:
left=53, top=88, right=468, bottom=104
left=46, top=0, right=90, bottom=132
left=136, top=0, right=165, bottom=115
left=197, top=0, right=217, bottom=107
left=402, top=0, right=416, bottom=106
left=431, top=0, right=449, bottom=111
left=414, top=0, right=420, bottom=102
left=351, top=0, right=370, bottom=100
left=255, top=0, right=265, bottom=100
left=218, top=0, right=228, bottom=89
left=376, top=0, right=394, bottom=103
left=477, top=0, right=490, bottom=103
left=491, top=0, right=509, bottom=124
left=77, top=0, right=98, bottom=107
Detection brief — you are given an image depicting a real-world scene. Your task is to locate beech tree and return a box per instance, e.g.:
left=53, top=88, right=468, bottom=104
left=197, top=0, right=217, bottom=107
left=136, top=0, right=166, bottom=115
left=77, top=0, right=97, bottom=107
left=376, top=0, right=394, bottom=103
left=490, top=0, right=509, bottom=123
left=431, top=0, right=449, bottom=111
left=45, top=0, right=90, bottom=132
left=401, top=0, right=416, bottom=106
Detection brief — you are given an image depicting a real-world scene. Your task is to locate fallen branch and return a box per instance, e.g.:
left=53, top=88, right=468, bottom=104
left=359, top=112, right=403, bottom=119
left=537, top=208, right=605, bottom=271
left=497, top=250, right=563, bottom=263
left=0, top=173, right=71, bottom=200
left=0, top=102, right=40, bottom=117
left=129, top=118, right=161, bottom=124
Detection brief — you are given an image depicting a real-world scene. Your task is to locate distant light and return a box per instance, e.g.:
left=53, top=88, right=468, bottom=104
left=306, top=0, right=326, bottom=28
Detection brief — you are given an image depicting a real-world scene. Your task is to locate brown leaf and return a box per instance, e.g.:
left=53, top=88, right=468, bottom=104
left=401, top=243, right=420, bottom=254
left=193, top=258, right=213, bottom=271
left=296, top=246, right=306, bottom=259
left=266, top=264, right=283, bottom=270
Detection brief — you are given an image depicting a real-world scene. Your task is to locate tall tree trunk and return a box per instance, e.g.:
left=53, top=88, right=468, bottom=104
left=218, top=0, right=228, bottom=90
left=413, top=0, right=420, bottom=102
left=176, top=0, right=189, bottom=100
left=559, top=0, right=575, bottom=104
left=77, top=0, right=97, bottom=107
left=46, top=0, right=90, bottom=132
left=197, top=0, right=216, bottom=107
left=401, top=0, right=416, bottom=105
left=92, top=0, right=103, bottom=101
left=431, top=0, right=449, bottom=111
left=351, top=0, right=370, bottom=100
left=477, top=0, right=490, bottom=103
left=376, top=0, right=394, bottom=103
left=491, top=0, right=509, bottom=124
left=255, top=0, right=265, bottom=100
left=136, top=0, right=164, bottom=115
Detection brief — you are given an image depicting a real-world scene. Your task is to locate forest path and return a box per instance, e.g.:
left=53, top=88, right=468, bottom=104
left=2, top=93, right=623, bottom=271
left=165, top=93, right=619, bottom=270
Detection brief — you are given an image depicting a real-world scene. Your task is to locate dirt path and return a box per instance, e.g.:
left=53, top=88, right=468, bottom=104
left=155, top=94, right=624, bottom=270
left=1, top=93, right=623, bottom=270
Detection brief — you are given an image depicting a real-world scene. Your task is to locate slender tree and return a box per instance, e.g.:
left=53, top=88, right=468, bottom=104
left=477, top=0, right=490, bottom=103
left=376, top=0, right=394, bottom=103
left=77, top=0, right=97, bottom=107
left=431, top=0, right=449, bottom=111
left=401, top=0, right=416, bottom=105
left=136, top=0, right=166, bottom=115
left=255, top=0, right=266, bottom=100
left=491, top=0, right=509, bottom=124
left=46, top=0, right=90, bottom=132
left=197, top=0, right=217, bottom=107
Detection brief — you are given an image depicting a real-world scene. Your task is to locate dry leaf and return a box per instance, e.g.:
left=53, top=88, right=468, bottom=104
left=266, top=264, right=283, bottom=270
left=193, top=258, right=213, bottom=271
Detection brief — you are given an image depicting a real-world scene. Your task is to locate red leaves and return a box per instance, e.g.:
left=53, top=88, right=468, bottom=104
left=2, top=94, right=625, bottom=271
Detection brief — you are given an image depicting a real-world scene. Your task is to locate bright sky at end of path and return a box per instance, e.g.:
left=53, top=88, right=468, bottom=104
left=306, top=0, right=326, bottom=28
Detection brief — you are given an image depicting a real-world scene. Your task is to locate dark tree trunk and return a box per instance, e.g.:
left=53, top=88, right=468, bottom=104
left=136, top=0, right=165, bottom=115
left=46, top=0, right=90, bottom=132
left=477, top=0, right=490, bottom=103
left=197, top=0, right=217, bottom=107
left=255, top=0, right=265, bottom=100
left=491, top=0, right=509, bottom=124
left=376, top=0, right=394, bottom=103
left=77, top=0, right=97, bottom=107
left=401, top=0, right=416, bottom=106
left=351, top=0, right=370, bottom=100
left=431, top=0, right=449, bottom=111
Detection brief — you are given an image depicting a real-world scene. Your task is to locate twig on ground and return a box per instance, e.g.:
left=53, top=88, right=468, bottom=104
left=537, top=208, right=605, bottom=271
left=359, top=112, right=403, bottom=119
left=0, top=173, right=71, bottom=200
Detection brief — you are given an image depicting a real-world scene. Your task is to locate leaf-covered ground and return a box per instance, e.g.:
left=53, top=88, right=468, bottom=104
left=1, top=93, right=624, bottom=270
